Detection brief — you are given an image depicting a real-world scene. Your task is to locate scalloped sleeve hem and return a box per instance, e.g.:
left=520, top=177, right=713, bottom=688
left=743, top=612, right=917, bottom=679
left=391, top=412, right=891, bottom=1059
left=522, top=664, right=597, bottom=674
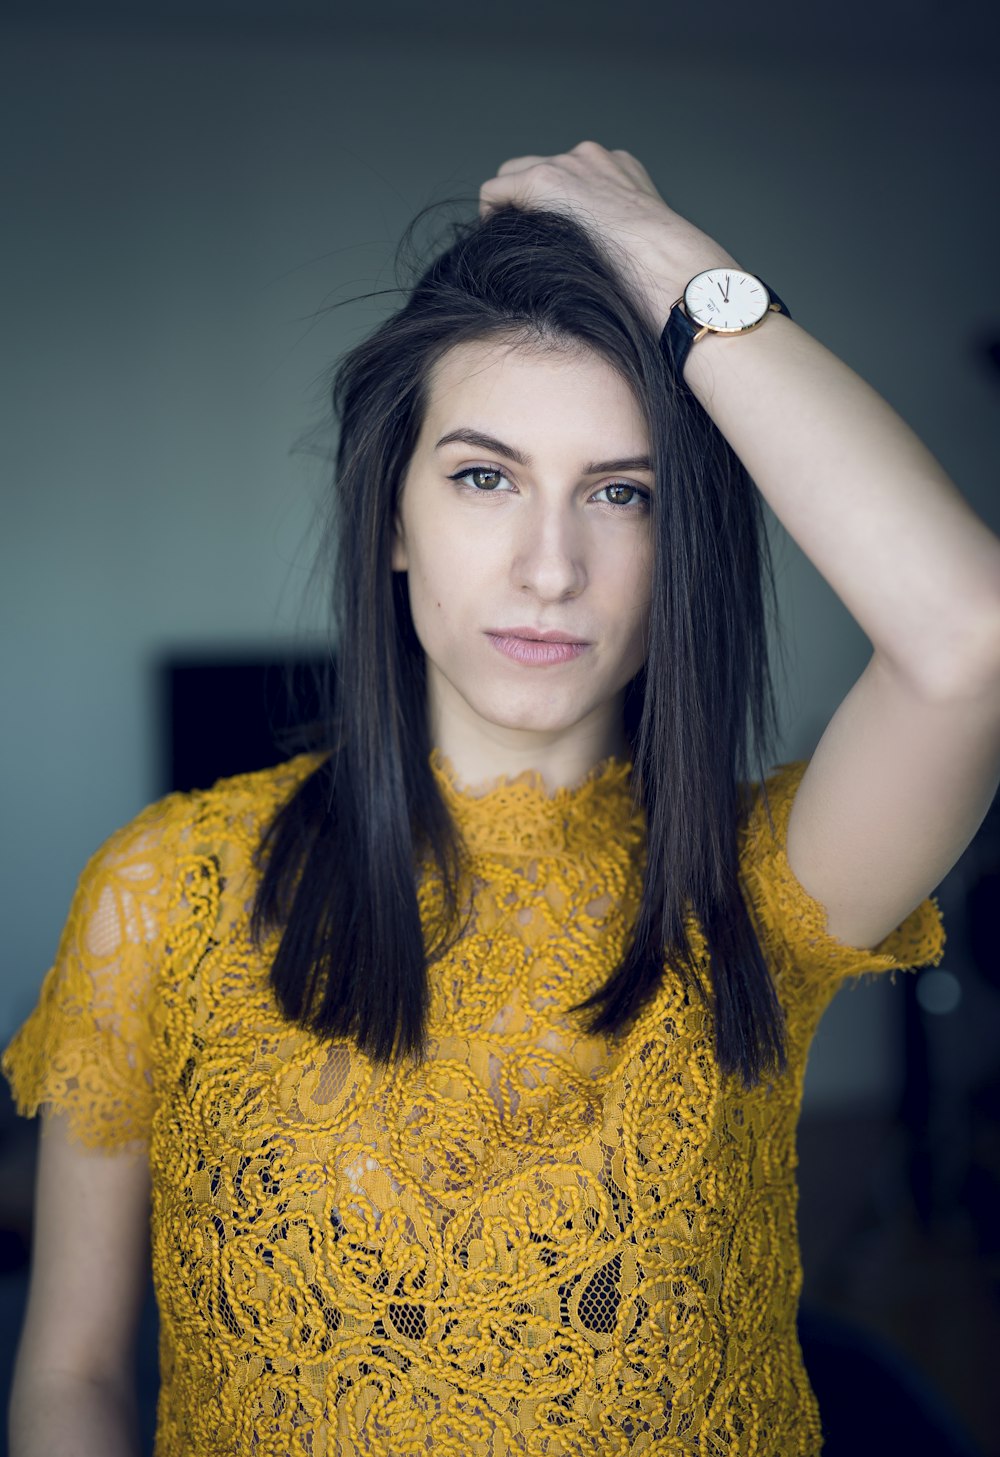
left=738, top=759, right=946, bottom=994
left=1, top=790, right=193, bottom=1151
left=1, top=1022, right=156, bottom=1152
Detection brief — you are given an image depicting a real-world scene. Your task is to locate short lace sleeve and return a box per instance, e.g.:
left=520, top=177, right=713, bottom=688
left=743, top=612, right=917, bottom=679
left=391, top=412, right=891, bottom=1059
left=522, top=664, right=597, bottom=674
left=1, top=790, right=191, bottom=1151
left=738, top=759, right=946, bottom=994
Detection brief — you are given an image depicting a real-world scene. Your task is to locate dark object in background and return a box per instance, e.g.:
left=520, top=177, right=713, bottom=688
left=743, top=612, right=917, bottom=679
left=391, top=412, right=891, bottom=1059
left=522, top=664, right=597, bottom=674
left=797, top=1305, right=985, bottom=1457
left=159, top=651, right=328, bottom=795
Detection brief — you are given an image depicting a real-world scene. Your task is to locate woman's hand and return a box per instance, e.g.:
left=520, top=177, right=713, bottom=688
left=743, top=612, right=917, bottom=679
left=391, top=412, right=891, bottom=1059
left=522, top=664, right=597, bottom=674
left=479, top=140, right=742, bottom=333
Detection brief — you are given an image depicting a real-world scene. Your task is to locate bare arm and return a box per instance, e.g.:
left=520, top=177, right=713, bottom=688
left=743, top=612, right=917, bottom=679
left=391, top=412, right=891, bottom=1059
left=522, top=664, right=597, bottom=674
left=8, top=1109, right=152, bottom=1457
left=680, top=309, right=1000, bottom=949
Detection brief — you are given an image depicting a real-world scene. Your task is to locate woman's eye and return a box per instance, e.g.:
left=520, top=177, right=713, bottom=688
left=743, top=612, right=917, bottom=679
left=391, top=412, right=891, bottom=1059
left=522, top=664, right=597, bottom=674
left=450, top=467, right=511, bottom=492
left=449, top=469, right=648, bottom=508
left=594, top=482, right=649, bottom=509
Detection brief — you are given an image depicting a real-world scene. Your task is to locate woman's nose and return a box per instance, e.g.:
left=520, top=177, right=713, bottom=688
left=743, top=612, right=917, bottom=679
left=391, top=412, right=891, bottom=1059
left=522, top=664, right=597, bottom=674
left=510, top=504, right=588, bottom=601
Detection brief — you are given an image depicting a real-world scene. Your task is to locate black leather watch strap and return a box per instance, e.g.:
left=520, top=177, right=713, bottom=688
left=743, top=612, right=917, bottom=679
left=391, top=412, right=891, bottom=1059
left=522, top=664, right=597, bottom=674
left=660, top=280, right=792, bottom=383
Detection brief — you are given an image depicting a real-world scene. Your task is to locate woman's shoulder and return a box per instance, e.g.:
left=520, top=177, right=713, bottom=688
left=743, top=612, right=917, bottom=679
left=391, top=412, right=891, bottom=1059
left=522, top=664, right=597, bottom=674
left=184, top=750, right=327, bottom=830
left=77, top=752, right=327, bottom=899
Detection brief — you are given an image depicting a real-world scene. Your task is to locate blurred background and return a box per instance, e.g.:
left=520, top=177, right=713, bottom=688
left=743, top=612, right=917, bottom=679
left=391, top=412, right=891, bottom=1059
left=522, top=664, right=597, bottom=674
left=1, top=1, right=998, bottom=1452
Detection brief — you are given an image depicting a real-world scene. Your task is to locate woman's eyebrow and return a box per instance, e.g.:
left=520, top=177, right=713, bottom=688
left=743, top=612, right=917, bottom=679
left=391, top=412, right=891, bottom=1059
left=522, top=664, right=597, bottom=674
left=435, top=427, right=652, bottom=475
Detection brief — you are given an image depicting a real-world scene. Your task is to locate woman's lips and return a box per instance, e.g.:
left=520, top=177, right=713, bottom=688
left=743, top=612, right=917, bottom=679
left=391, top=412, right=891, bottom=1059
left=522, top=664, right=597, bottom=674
left=485, top=632, right=590, bottom=666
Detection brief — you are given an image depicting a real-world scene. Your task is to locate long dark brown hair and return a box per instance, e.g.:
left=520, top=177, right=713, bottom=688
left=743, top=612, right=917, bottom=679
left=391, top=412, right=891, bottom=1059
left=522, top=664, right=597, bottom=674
left=251, top=201, right=788, bottom=1090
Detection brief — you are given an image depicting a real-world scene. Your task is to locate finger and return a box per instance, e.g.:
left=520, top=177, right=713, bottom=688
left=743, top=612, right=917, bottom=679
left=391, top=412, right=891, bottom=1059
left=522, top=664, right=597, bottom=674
left=479, top=183, right=532, bottom=217
left=495, top=154, right=549, bottom=176
left=610, top=149, right=651, bottom=180
left=479, top=168, right=547, bottom=212
left=481, top=157, right=551, bottom=214
left=479, top=176, right=523, bottom=216
left=569, top=139, right=610, bottom=157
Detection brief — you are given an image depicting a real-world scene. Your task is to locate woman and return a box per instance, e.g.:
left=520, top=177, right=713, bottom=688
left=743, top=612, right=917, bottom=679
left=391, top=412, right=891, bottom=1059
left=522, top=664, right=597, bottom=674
left=4, top=142, right=999, bottom=1456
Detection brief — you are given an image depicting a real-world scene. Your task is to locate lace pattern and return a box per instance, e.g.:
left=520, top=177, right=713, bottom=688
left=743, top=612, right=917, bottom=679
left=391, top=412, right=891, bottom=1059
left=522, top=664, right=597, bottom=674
left=2, top=753, right=945, bottom=1455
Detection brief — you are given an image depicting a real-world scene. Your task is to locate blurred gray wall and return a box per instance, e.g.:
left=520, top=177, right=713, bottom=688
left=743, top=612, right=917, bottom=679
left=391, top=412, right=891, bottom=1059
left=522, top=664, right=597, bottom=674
left=2, top=18, right=997, bottom=1112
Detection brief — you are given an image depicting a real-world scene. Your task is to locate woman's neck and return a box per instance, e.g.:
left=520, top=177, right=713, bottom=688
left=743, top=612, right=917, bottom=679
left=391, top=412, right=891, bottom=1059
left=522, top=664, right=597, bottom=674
left=427, top=678, right=630, bottom=795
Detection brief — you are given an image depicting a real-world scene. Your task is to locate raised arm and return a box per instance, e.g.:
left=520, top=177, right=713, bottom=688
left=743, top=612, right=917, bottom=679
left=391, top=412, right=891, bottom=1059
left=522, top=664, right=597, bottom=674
left=8, top=1110, right=152, bottom=1457
left=481, top=141, right=1000, bottom=949
left=679, top=305, right=1000, bottom=948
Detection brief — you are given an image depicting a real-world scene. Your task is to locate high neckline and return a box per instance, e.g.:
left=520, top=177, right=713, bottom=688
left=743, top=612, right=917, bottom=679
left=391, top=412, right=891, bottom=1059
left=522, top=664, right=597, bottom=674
left=429, top=749, right=644, bottom=860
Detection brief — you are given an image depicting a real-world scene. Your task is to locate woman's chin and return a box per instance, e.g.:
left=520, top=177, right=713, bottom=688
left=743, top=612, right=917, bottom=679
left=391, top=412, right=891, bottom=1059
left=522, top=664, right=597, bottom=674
left=467, top=691, right=606, bottom=742
left=426, top=666, right=626, bottom=748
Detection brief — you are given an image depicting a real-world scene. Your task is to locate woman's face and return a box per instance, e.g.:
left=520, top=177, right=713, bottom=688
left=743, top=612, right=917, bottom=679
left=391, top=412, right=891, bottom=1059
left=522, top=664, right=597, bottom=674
left=392, top=335, right=655, bottom=787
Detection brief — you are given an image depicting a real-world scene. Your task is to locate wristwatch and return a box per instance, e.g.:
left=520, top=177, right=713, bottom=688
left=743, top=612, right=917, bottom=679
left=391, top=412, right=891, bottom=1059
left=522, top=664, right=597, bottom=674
left=661, top=267, right=792, bottom=380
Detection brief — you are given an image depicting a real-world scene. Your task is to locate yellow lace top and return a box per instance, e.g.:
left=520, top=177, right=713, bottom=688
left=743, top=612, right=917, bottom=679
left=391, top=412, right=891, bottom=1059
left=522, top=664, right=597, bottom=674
left=2, top=752, right=945, bottom=1457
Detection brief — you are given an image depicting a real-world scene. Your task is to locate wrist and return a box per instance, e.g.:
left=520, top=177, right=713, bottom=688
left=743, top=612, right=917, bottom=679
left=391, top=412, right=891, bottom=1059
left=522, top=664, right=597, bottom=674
left=659, top=267, right=794, bottom=385
left=646, top=250, right=745, bottom=335
left=616, top=207, right=740, bottom=334
left=681, top=305, right=796, bottom=388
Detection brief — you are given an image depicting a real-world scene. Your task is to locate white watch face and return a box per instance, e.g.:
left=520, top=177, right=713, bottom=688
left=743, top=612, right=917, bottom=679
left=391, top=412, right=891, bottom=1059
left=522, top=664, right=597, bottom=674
left=684, top=269, right=770, bottom=332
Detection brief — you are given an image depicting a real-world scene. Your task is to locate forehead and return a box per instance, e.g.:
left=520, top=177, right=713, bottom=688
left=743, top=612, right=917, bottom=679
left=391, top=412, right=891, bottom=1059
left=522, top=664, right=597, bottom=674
left=421, top=337, right=648, bottom=445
